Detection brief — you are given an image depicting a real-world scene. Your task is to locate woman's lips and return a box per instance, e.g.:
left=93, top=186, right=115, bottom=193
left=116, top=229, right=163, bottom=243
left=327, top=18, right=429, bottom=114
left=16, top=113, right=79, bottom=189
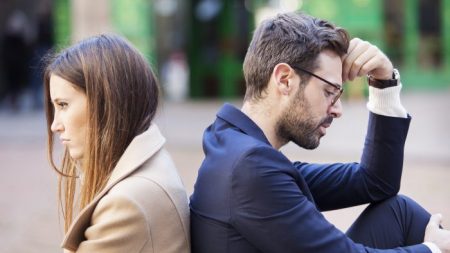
left=60, top=138, right=70, bottom=145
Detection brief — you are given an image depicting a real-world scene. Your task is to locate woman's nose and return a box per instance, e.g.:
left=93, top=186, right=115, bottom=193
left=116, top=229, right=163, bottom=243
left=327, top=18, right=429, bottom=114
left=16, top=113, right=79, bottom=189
left=50, top=116, right=63, bottom=133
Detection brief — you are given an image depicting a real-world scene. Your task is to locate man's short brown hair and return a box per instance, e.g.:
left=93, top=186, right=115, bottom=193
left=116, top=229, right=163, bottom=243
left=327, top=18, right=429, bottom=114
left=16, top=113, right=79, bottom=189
left=243, top=12, right=350, bottom=101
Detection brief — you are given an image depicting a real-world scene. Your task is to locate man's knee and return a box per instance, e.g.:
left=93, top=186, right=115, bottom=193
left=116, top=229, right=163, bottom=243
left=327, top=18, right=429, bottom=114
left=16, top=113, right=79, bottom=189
left=384, top=194, right=413, bottom=205
left=382, top=194, right=424, bottom=211
left=368, top=194, right=430, bottom=226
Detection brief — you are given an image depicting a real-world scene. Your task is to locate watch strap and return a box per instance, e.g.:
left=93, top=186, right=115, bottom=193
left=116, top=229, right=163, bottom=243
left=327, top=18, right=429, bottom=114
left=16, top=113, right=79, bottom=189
left=367, top=69, right=399, bottom=89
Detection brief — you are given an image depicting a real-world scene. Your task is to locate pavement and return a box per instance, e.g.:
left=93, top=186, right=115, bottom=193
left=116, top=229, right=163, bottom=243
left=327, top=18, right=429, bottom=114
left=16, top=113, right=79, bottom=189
left=0, top=90, right=449, bottom=252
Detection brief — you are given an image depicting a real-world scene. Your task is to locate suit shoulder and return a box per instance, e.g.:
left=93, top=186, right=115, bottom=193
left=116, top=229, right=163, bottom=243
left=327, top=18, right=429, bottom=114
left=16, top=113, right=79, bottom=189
left=212, top=127, right=275, bottom=159
left=233, top=144, right=291, bottom=169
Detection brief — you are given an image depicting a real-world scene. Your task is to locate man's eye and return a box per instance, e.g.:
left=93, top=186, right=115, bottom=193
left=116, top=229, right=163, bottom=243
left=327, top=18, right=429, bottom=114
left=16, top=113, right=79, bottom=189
left=325, top=90, right=335, bottom=97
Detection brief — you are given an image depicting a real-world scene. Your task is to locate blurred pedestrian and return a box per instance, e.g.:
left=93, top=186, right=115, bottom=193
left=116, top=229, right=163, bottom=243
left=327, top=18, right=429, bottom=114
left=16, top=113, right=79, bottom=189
left=29, top=4, right=54, bottom=109
left=1, top=10, right=32, bottom=111
left=44, top=34, right=190, bottom=253
left=161, top=50, right=189, bottom=102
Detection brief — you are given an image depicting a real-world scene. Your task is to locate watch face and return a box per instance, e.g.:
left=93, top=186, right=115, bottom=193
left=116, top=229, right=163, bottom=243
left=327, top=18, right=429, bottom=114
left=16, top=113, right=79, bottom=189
left=393, top=68, right=400, bottom=80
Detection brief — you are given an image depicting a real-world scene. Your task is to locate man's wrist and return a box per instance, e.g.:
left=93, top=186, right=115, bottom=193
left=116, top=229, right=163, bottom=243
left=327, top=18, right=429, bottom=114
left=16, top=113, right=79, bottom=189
left=367, top=68, right=400, bottom=89
left=366, top=83, right=408, bottom=118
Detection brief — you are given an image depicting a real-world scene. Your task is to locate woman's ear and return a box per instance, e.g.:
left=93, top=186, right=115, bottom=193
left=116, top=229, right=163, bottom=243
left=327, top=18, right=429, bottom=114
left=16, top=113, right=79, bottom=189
left=273, top=63, right=297, bottom=96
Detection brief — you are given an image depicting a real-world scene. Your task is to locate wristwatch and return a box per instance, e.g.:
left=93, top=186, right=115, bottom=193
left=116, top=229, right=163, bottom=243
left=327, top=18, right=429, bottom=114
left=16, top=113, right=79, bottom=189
left=367, top=68, right=400, bottom=89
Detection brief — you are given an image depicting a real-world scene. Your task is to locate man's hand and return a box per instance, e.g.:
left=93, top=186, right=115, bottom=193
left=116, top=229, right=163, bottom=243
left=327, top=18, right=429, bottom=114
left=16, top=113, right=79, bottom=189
left=425, top=214, right=450, bottom=253
left=342, top=38, right=394, bottom=82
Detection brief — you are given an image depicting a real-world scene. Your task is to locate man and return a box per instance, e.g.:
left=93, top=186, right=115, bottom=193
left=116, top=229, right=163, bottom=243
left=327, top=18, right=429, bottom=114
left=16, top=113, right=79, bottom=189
left=189, top=12, right=450, bottom=253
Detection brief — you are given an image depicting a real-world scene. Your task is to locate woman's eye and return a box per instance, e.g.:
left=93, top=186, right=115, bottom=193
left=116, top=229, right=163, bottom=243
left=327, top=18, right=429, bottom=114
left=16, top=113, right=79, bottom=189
left=58, top=102, right=68, bottom=109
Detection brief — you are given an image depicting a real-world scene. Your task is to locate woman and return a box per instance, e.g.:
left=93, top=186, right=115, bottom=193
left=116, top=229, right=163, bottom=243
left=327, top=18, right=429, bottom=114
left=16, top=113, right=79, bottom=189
left=44, top=34, right=190, bottom=252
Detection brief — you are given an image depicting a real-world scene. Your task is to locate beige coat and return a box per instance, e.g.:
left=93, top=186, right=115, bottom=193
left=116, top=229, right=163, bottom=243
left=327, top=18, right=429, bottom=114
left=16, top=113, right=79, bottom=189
left=62, top=124, right=190, bottom=253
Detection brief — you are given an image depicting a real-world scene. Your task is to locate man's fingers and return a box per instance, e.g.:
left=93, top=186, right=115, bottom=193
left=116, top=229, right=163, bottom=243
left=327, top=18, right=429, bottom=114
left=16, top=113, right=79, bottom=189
left=341, top=38, right=360, bottom=70
left=428, top=214, right=443, bottom=229
left=342, top=40, right=371, bottom=81
left=346, top=38, right=360, bottom=57
left=356, top=56, right=380, bottom=77
left=347, top=47, right=378, bottom=80
left=343, top=38, right=393, bottom=81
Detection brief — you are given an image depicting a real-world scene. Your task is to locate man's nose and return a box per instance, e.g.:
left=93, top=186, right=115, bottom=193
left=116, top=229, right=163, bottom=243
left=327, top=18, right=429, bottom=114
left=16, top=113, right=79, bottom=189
left=329, top=99, right=343, bottom=118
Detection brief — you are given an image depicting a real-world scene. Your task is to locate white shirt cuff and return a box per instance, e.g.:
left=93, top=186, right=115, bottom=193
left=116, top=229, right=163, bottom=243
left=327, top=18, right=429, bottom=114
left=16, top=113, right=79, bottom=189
left=366, top=82, right=408, bottom=118
left=423, top=242, right=442, bottom=253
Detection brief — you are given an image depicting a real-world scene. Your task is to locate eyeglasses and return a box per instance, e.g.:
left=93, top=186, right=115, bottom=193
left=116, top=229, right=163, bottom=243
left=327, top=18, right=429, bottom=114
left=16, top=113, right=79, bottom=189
left=292, top=66, right=343, bottom=106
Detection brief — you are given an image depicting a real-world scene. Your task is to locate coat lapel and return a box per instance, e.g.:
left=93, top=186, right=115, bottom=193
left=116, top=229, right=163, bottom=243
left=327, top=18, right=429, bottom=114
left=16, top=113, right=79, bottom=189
left=61, top=124, right=166, bottom=251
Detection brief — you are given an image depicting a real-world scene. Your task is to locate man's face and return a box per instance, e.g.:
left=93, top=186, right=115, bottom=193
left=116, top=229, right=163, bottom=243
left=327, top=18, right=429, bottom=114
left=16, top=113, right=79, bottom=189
left=276, top=50, right=343, bottom=149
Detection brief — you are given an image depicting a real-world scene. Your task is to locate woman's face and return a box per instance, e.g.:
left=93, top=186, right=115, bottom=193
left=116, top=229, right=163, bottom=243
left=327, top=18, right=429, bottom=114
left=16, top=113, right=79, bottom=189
left=49, top=74, right=88, bottom=161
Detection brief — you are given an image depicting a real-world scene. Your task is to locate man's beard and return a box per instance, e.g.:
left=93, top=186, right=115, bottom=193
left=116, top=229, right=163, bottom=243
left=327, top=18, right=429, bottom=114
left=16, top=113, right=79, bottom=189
left=276, top=89, right=332, bottom=150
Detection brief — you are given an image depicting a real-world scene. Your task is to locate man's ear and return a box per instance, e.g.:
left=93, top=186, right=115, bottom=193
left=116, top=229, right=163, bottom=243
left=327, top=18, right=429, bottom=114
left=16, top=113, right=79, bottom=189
left=273, top=63, right=297, bottom=96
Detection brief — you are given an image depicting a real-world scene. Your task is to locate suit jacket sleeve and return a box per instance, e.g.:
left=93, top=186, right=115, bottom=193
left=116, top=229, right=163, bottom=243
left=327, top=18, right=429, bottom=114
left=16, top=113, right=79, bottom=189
left=295, top=112, right=412, bottom=211
left=75, top=194, right=151, bottom=253
left=229, top=145, right=429, bottom=252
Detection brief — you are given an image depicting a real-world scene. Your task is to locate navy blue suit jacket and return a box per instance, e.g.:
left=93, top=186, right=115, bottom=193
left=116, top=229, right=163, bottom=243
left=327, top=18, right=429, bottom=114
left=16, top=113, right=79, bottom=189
left=190, top=103, right=430, bottom=253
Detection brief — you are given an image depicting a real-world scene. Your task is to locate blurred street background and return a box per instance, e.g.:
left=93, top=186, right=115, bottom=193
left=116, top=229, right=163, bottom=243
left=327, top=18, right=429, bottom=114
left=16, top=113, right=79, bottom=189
left=0, top=0, right=449, bottom=252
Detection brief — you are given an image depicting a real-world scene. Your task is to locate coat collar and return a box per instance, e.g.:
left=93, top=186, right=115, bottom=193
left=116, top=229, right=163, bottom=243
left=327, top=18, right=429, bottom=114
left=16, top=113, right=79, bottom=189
left=61, top=124, right=165, bottom=251
left=217, top=103, right=271, bottom=146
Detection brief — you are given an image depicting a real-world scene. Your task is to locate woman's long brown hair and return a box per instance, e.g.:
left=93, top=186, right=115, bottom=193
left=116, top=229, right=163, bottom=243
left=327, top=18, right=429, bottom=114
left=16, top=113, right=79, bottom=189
left=43, top=34, right=159, bottom=232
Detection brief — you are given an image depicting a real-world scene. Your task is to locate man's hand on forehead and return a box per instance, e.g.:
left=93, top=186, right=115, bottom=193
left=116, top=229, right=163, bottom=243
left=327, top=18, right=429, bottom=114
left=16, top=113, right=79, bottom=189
left=342, top=38, right=393, bottom=82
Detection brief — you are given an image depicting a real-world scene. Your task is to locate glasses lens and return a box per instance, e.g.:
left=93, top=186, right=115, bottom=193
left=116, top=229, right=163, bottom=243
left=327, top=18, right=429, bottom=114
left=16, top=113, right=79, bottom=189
left=332, top=90, right=343, bottom=105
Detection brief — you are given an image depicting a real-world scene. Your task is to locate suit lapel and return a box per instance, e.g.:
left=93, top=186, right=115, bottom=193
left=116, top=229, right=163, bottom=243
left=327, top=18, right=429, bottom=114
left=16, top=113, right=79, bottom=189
left=217, top=104, right=316, bottom=205
left=61, top=124, right=165, bottom=250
